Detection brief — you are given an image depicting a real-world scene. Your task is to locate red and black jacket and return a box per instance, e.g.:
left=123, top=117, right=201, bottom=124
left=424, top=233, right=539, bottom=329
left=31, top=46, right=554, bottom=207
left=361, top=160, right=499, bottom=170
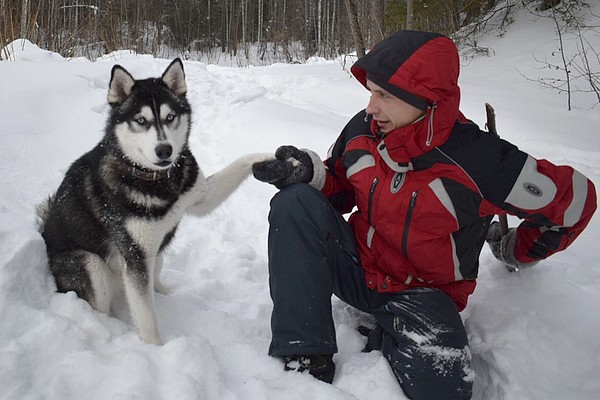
left=317, top=31, right=596, bottom=311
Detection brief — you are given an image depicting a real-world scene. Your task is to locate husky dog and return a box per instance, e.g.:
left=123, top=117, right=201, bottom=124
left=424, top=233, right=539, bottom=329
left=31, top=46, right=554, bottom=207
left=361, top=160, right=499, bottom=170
left=38, top=59, right=272, bottom=344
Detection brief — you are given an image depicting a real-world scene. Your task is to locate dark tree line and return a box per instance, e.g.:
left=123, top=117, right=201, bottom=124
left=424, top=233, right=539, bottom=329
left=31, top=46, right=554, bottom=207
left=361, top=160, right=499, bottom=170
left=0, top=0, right=507, bottom=61
left=0, top=0, right=594, bottom=65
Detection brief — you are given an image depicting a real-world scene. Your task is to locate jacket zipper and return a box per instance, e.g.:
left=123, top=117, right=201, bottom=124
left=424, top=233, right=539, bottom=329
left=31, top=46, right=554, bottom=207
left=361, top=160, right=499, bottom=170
left=402, top=191, right=418, bottom=257
left=368, top=177, right=379, bottom=225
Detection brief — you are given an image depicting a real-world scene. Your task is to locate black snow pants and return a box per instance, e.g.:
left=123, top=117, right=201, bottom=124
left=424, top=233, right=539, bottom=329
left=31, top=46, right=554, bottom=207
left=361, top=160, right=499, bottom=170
left=267, top=184, right=472, bottom=400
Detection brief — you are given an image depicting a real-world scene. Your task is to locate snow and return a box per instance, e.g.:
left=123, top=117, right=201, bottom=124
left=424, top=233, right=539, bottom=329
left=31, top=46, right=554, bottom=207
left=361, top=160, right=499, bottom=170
left=1, top=6, right=599, bottom=400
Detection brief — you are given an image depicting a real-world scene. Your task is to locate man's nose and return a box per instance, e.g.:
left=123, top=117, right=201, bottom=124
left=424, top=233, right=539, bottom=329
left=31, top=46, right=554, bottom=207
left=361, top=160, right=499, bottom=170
left=366, top=96, right=378, bottom=115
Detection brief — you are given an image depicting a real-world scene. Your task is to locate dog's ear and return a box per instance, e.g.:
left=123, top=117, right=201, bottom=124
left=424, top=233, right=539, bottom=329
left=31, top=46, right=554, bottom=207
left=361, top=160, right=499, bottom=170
left=162, top=58, right=187, bottom=97
left=108, top=65, right=135, bottom=105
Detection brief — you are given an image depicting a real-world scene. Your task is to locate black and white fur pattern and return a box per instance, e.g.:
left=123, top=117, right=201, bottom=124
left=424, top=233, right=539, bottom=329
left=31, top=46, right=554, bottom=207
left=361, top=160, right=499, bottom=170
left=38, top=59, right=272, bottom=344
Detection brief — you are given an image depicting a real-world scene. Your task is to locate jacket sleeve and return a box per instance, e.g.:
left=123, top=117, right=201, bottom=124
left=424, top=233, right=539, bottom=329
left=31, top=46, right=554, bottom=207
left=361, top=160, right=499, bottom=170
left=321, top=159, right=356, bottom=214
left=319, top=110, right=374, bottom=214
left=480, top=143, right=597, bottom=264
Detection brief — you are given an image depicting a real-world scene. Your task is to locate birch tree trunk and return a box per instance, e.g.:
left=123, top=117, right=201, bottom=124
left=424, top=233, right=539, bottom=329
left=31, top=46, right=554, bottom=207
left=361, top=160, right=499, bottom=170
left=20, top=0, right=29, bottom=38
left=317, top=0, right=323, bottom=54
left=344, top=0, right=365, bottom=58
left=373, top=0, right=385, bottom=43
left=1, top=0, right=6, bottom=36
left=406, top=0, right=414, bottom=30
left=258, top=0, right=263, bottom=45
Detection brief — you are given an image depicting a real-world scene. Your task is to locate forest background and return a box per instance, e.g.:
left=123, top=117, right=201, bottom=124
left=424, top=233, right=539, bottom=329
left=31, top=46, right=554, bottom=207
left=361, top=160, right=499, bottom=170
left=1, top=0, right=593, bottom=66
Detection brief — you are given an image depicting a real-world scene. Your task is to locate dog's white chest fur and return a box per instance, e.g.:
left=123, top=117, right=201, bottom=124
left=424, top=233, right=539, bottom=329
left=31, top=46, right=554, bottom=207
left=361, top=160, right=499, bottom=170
left=125, top=215, right=178, bottom=257
left=124, top=175, right=207, bottom=257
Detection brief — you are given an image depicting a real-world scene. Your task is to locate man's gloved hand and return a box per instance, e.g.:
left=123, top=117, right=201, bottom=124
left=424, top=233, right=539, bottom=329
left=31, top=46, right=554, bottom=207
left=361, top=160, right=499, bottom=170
left=252, top=145, right=315, bottom=189
left=486, top=221, right=538, bottom=272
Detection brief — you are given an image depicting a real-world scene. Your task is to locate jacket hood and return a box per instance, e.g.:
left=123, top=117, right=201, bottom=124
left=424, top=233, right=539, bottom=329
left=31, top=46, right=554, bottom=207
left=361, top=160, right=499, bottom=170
left=351, top=30, right=462, bottom=165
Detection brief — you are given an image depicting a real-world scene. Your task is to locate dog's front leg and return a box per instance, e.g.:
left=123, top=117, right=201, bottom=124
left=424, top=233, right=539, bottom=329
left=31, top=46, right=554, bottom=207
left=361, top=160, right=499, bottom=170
left=122, top=261, right=162, bottom=345
left=153, top=253, right=171, bottom=295
left=187, top=153, right=274, bottom=217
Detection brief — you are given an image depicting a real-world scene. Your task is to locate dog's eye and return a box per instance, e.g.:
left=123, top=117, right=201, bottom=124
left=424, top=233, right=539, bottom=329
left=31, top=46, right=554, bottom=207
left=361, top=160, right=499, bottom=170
left=166, top=113, right=176, bottom=122
left=136, top=117, right=146, bottom=125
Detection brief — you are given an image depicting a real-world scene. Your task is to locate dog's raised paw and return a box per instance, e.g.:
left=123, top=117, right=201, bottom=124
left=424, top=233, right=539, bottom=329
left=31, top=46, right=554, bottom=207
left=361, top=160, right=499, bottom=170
left=245, top=152, right=277, bottom=163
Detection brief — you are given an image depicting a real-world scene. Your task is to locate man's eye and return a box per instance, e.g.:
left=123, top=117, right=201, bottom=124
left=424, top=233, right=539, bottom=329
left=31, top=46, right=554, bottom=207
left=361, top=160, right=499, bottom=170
left=371, top=91, right=387, bottom=101
left=136, top=117, right=146, bottom=125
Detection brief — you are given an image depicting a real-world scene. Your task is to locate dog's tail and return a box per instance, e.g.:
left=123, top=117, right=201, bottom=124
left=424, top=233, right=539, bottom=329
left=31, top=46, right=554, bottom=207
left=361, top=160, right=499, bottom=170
left=35, top=195, right=55, bottom=232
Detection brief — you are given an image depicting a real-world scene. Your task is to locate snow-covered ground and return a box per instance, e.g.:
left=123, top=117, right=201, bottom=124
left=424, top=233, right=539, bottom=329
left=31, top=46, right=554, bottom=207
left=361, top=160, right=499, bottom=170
left=1, top=5, right=599, bottom=400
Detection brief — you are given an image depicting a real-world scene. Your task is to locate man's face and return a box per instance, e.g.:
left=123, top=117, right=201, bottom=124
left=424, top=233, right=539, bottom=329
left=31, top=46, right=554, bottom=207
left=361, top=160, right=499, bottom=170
left=366, top=80, right=426, bottom=133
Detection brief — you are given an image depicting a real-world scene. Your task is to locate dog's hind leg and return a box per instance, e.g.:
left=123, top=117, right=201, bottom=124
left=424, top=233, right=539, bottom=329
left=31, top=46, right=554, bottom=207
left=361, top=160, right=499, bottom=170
left=85, top=253, right=115, bottom=314
left=50, top=251, right=114, bottom=314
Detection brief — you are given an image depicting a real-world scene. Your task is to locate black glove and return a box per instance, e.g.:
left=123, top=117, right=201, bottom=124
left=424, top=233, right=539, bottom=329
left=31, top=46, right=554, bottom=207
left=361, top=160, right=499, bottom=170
left=252, top=145, right=314, bottom=189
left=358, top=324, right=384, bottom=353
left=486, top=221, right=538, bottom=272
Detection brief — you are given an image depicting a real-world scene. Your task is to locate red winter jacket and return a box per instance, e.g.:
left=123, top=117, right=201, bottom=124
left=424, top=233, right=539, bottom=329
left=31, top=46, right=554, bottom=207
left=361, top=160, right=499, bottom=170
left=318, top=31, right=596, bottom=311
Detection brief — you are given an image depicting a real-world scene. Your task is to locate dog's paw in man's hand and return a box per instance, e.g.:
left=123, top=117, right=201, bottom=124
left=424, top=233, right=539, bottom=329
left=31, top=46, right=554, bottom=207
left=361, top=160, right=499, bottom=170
left=252, top=145, right=325, bottom=190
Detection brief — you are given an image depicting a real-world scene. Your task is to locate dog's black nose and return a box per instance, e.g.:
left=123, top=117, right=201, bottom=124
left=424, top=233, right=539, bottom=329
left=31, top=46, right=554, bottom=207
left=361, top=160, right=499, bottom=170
left=155, top=144, right=173, bottom=160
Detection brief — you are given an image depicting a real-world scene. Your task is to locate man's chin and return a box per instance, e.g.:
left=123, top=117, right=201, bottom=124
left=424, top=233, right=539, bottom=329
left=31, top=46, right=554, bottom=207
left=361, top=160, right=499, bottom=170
left=377, top=122, right=391, bottom=132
